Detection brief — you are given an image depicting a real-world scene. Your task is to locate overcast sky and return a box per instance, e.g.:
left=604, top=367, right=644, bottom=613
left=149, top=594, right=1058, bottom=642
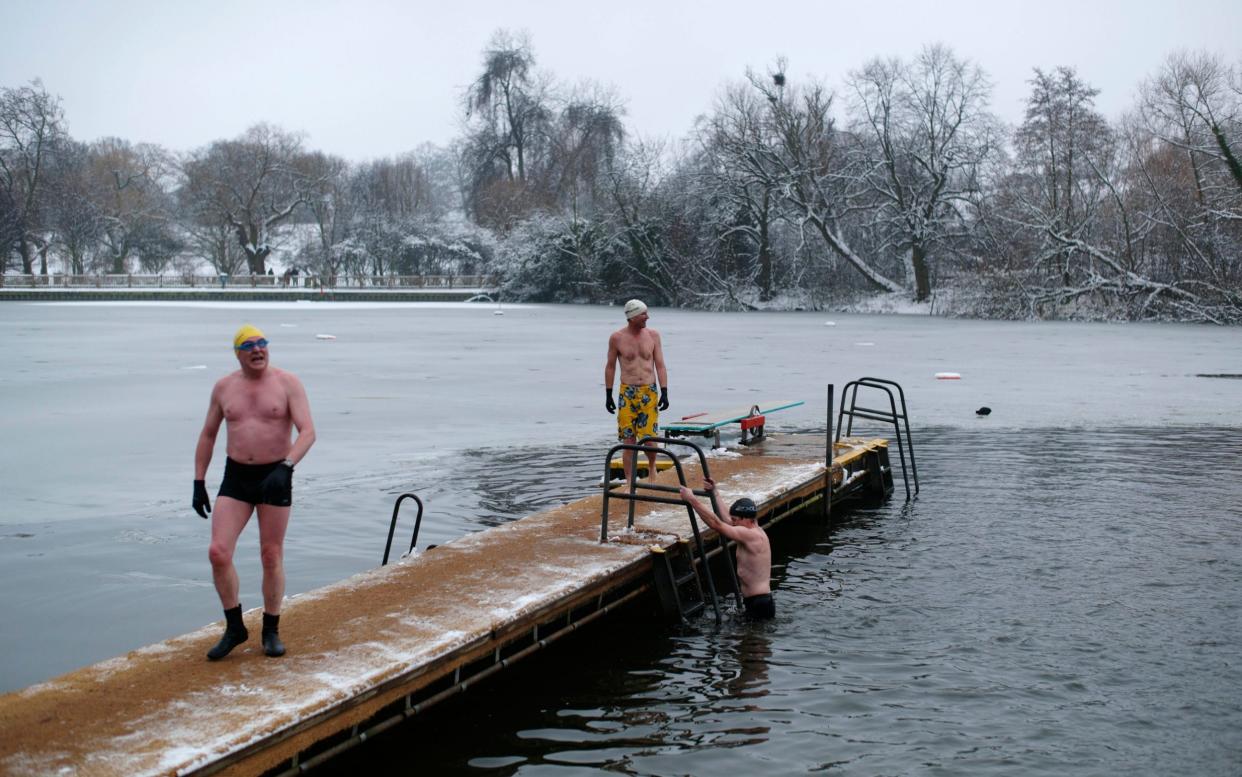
left=3, top=0, right=1239, bottom=161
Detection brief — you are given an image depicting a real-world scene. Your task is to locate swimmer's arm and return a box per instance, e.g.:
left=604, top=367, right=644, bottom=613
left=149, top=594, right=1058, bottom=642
left=678, top=486, right=735, bottom=537
left=651, top=330, right=667, bottom=389
left=285, top=373, right=316, bottom=466
left=604, top=333, right=619, bottom=388
left=705, top=479, right=729, bottom=523
left=194, top=384, right=225, bottom=479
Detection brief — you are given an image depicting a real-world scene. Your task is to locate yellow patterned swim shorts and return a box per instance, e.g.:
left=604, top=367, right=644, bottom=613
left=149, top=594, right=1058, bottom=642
left=617, top=384, right=660, bottom=442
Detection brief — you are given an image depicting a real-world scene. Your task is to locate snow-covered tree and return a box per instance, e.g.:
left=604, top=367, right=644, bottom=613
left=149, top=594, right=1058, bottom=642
left=43, top=139, right=104, bottom=274
left=84, top=138, right=179, bottom=274
left=461, top=30, right=554, bottom=228
left=845, top=45, right=999, bottom=301
left=0, top=79, right=67, bottom=274
left=744, top=63, right=904, bottom=296
left=696, top=83, right=782, bottom=301
left=179, top=124, right=319, bottom=274
left=1142, top=51, right=1242, bottom=204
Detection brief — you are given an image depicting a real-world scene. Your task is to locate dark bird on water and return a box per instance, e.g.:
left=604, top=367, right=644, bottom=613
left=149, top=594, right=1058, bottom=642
left=976, top=406, right=992, bottom=416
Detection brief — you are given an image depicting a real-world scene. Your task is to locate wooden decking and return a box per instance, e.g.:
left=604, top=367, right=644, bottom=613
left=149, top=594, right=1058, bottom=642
left=0, top=438, right=888, bottom=777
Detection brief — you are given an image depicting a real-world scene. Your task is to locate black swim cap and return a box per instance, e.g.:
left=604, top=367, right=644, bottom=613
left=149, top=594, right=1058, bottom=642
left=729, top=498, right=758, bottom=519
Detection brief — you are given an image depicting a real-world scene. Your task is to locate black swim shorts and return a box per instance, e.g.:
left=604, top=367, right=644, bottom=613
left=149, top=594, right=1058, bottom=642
left=743, top=593, right=776, bottom=621
left=218, top=457, right=292, bottom=507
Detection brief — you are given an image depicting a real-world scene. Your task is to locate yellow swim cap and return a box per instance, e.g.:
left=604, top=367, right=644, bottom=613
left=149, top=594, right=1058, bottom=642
left=233, top=324, right=266, bottom=350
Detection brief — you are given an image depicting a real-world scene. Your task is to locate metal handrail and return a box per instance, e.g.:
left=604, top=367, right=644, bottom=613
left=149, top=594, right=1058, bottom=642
left=836, top=378, right=918, bottom=499
left=382, top=493, right=425, bottom=566
left=856, top=376, right=919, bottom=496
left=825, top=384, right=834, bottom=519
left=7, top=273, right=499, bottom=290
left=639, top=436, right=745, bottom=610
left=600, top=437, right=734, bottom=624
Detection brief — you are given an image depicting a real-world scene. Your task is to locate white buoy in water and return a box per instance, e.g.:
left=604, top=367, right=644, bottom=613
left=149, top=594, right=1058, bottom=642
left=935, top=372, right=961, bottom=380
left=316, top=334, right=336, bottom=340
left=824, top=321, right=836, bottom=326
left=493, top=309, right=505, bottom=316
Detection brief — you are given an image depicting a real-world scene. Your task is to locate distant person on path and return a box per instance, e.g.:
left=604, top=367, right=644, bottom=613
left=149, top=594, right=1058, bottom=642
left=605, top=299, right=669, bottom=484
left=192, top=324, right=316, bottom=660
left=678, top=478, right=775, bottom=620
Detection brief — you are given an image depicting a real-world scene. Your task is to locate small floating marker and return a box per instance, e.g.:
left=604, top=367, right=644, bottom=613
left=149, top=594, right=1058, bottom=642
left=182, top=364, right=208, bottom=370
left=935, top=372, right=961, bottom=380
left=279, top=323, right=297, bottom=327
left=316, top=334, right=337, bottom=340
left=824, top=321, right=836, bottom=326
left=976, top=406, right=992, bottom=416
left=493, top=310, right=505, bottom=316
left=855, top=342, right=875, bottom=347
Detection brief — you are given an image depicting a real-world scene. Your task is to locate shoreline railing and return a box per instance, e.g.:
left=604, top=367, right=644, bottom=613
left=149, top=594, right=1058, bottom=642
left=0, top=273, right=499, bottom=290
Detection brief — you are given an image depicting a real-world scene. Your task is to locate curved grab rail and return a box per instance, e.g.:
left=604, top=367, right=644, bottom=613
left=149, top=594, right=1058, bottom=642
left=600, top=442, right=702, bottom=540
left=382, top=493, right=425, bottom=566
left=601, top=437, right=736, bottom=623
left=837, top=377, right=918, bottom=499
left=855, top=376, right=918, bottom=495
left=602, top=436, right=719, bottom=537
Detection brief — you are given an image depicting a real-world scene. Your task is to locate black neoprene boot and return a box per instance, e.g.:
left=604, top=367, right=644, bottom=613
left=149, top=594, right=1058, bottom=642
left=262, top=612, right=286, bottom=657
left=206, top=605, right=249, bottom=661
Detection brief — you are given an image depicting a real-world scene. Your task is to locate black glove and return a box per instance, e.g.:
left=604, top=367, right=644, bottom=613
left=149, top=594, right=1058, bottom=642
left=657, top=387, right=669, bottom=411
left=605, top=388, right=616, bottom=414
left=260, top=462, right=294, bottom=505
left=193, top=480, right=211, bottom=519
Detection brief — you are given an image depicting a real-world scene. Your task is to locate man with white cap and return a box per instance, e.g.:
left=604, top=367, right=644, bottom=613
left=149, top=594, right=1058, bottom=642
left=605, top=299, right=669, bottom=484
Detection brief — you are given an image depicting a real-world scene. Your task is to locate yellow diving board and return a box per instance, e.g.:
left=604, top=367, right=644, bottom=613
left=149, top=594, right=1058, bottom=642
left=608, top=456, right=676, bottom=479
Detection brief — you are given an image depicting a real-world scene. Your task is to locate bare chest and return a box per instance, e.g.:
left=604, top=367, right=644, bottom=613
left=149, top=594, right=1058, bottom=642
left=221, top=381, right=288, bottom=424
left=616, top=332, right=655, bottom=361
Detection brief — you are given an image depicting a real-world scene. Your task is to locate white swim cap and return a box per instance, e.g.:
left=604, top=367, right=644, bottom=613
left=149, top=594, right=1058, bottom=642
left=624, top=299, right=648, bottom=320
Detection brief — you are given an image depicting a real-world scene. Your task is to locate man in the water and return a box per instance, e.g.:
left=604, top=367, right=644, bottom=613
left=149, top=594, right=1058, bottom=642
left=678, top=478, right=775, bottom=620
left=605, top=299, right=669, bottom=484
left=192, top=324, right=316, bottom=660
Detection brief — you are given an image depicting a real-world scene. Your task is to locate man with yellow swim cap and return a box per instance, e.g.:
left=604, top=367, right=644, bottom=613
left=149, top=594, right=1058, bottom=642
left=193, top=324, right=317, bottom=660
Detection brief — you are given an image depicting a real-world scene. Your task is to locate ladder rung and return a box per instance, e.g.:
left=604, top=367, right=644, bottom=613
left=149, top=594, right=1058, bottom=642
left=682, top=602, right=706, bottom=618
left=845, top=404, right=908, bottom=419
left=844, top=409, right=904, bottom=419
left=675, top=572, right=698, bottom=586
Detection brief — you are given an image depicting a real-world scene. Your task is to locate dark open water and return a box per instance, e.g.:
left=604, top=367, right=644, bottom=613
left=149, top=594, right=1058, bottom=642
left=1, top=302, right=1239, bottom=774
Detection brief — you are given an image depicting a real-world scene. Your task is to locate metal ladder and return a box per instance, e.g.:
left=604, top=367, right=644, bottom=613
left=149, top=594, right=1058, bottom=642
left=836, top=377, right=919, bottom=499
left=651, top=540, right=709, bottom=621
left=600, top=436, right=743, bottom=625
left=381, top=493, right=425, bottom=565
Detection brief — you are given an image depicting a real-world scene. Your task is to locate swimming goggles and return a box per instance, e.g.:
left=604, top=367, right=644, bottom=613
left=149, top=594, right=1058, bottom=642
left=236, top=338, right=269, bottom=351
